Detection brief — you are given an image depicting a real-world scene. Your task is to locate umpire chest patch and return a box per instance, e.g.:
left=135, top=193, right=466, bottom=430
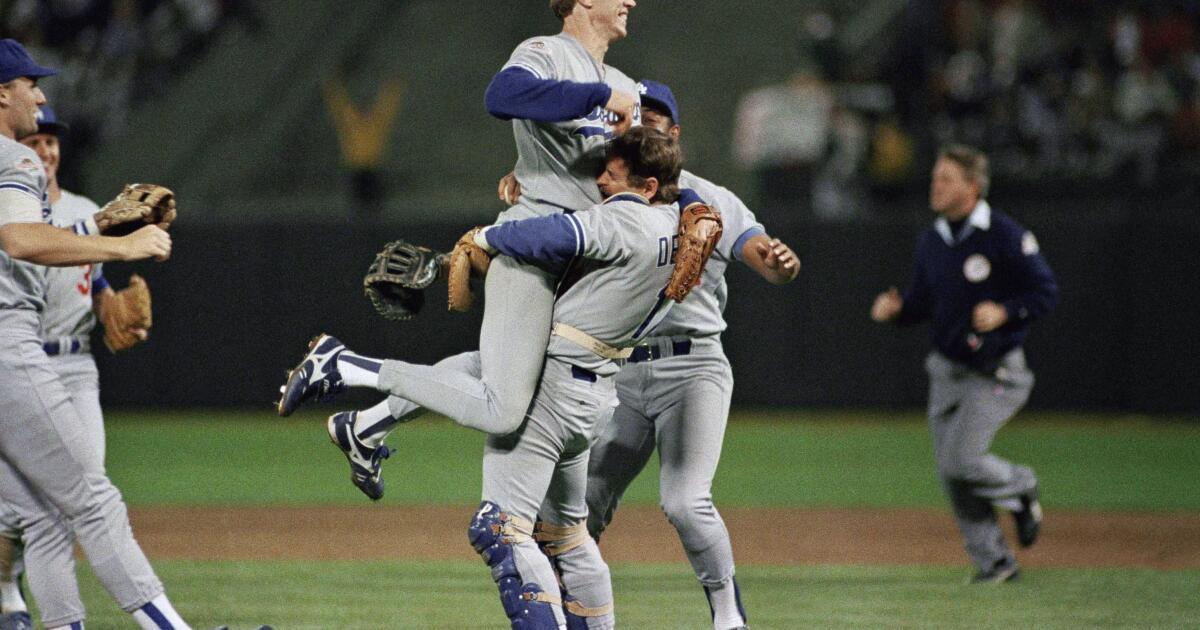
left=963, top=254, right=991, bottom=283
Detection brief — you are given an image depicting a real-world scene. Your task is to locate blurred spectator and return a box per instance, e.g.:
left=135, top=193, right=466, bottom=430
left=733, top=65, right=834, bottom=223
left=0, top=0, right=257, bottom=173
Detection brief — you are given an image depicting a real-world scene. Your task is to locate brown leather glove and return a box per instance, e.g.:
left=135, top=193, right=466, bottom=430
left=100, top=275, right=152, bottom=352
left=665, top=202, right=723, bottom=303
left=447, top=227, right=492, bottom=312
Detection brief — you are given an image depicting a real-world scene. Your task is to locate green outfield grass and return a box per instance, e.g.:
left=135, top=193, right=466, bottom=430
left=45, top=560, right=1200, bottom=629
left=105, top=409, right=1200, bottom=510
left=31, top=409, right=1198, bottom=628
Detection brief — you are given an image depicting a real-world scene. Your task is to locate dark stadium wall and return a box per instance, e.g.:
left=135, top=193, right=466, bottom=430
left=93, top=215, right=1200, bottom=414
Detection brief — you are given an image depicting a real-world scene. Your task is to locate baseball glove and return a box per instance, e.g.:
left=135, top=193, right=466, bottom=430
left=363, top=240, right=447, bottom=321
left=93, top=184, right=177, bottom=236
left=665, top=202, right=723, bottom=303
left=447, top=227, right=492, bottom=312
left=101, top=274, right=152, bottom=352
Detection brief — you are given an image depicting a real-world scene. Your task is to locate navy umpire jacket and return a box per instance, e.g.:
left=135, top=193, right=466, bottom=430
left=897, top=200, right=1058, bottom=372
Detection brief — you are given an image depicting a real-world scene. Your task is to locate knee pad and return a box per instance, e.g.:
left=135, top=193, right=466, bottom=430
left=537, top=521, right=614, bottom=629
left=468, top=501, right=559, bottom=630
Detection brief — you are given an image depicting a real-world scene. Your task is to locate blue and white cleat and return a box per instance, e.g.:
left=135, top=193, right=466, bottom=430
left=277, top=333, right=347, bottom=417
left=0, top=612, right=32, bottom=630
left=327, top=411, right=391, bottom=501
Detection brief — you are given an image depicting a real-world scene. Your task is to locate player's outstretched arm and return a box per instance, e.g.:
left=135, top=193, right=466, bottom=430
left=0, top=223, right=170, bottom=266
left=740, top=234, right=800, bottom=284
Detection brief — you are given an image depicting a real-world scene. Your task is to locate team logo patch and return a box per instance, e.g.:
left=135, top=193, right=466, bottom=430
left=14, top=157, right=39, bottom=171
left=1021, top=231, right=1040, bottom=255
left=637, top=82, right=648, bottom=95
left=963, top=254, right=991, bottom=283
left=527, top=41, right=546, bottom=50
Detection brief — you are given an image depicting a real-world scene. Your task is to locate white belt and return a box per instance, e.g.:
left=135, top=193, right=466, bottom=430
left=551, top=323, right=633, bottom=360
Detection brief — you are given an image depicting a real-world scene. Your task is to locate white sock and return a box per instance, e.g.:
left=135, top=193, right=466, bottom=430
left=995, top=498, right=1022, bottom=512
left=337, top=351, right=382, bottom=389
left=354, top=400, right=396, bottom=448
left=0, top=578, right=25, bottom=613
left=708, top=578, right=745, bottom=630
left=131, top=594, right=191, bottom=630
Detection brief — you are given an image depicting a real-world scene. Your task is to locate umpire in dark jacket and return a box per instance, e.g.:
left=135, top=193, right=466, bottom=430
left=871, top=144, right=1058, bottom=584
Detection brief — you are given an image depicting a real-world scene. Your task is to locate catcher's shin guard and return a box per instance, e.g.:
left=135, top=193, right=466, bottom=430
left=468, top=501, right=559, bottom=629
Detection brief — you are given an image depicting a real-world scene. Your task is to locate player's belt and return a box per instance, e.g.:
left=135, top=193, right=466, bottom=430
left=551, top=322, right=633, bottom=360
left=625, top=339, right=692, bottom=363
left=43, top=335, right=91, bottom=356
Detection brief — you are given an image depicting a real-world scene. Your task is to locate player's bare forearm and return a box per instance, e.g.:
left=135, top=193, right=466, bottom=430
left=741, top=234, right=800, bottom=284
left=0, top=223, right=169, bottom=265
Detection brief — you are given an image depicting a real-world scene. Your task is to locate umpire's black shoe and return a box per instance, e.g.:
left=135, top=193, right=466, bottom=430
left=1013, top=487, right=1043, bottom=548
left=969, top=557, right=1020, bottom=584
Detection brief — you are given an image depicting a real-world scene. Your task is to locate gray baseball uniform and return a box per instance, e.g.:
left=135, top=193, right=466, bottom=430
left=585, top=171, right=763, bottom=624
left=370, top=195, right=680, bottom=629
left=0, top=135, right=164, bottom=628
left=0, top=189, right=107, bottom=623
left=381, top=33, right=641, bottom=436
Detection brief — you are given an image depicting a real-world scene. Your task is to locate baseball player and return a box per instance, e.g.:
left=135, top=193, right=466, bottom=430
left=0, top=40, right=205, bottom=630
left=281, top=127, right=702, bottom=629
left=581, top=80, right=798, bottom=630
left=0, top=104, right=162, bottom=629
left=299, top=0, right=644, bottom=501
left=871, top=144, right=1057, bottom=583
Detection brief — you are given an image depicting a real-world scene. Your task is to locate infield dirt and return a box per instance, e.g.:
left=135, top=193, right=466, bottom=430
left=130, top=505, right=1199, bottom=569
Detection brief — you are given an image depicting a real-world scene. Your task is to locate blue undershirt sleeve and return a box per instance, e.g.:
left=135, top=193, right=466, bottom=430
left=483, top=214, right=584, bottom=267
left=484, top=67, right=613, bottom=122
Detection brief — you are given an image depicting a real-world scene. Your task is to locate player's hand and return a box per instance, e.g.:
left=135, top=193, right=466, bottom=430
left=871, top=287, right=902, bottom=322
left=972, top=301, right=1008, bottom=333
left=498, top=171, right=522, bottom=206
left=755, top=238, right=800, bottom=281
left=118, top=225, right=172, bottom=262
left=605, top=90, right=638, bottom=136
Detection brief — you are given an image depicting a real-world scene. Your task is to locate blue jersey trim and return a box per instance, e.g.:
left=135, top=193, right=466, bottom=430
left=0, top=182, right=39, bottom=199
left=731, top=227, right=766, bottom=261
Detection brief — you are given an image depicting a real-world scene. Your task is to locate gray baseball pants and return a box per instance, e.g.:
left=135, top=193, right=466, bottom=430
left=0, top=352, right=106, bottom=625
left=925, top=349, right=1037, bottom=571
left=584, top=337, right=738, bottom=586
left=380, top=255, right=553, bottom=434
left=0, top=313, right=162, bottom=627
left=381, top=357, right=617, bottom=628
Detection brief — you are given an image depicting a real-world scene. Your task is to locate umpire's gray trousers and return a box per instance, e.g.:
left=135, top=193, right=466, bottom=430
left=926, top=348, right=1037, bottom=571
left=0, top=311, right=162, bottom=626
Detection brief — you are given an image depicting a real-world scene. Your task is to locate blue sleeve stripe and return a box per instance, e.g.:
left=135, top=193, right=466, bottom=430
left=731, top=227, right=766, bottom=261
left=567, top=213, right=586, bottom=257
left=506, top=62, right=544, bottom=80
left=91, top=272, right=109, bottom=293
left=0, top=182, right=39, bottom=199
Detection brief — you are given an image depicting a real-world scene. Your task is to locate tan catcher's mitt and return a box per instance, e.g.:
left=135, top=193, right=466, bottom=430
left=447, top=227, right=493, bottom=312
left=93, top=183, right=177, bottom=236
left=665, top=202, right=723, bottom=302
left=101, top=274, right=152, bottom=352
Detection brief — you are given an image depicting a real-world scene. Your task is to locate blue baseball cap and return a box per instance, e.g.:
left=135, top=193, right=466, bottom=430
left=35, top=105, right=68, bottom=136
left=637, top=79, right=680, bottom=124
left=0, top=39, right=59, bottom=84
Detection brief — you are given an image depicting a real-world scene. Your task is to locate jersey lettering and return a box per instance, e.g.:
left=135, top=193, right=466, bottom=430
left=76, top=264, right=93, bottom=296
left=656, top=235, right=679, bottom=267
